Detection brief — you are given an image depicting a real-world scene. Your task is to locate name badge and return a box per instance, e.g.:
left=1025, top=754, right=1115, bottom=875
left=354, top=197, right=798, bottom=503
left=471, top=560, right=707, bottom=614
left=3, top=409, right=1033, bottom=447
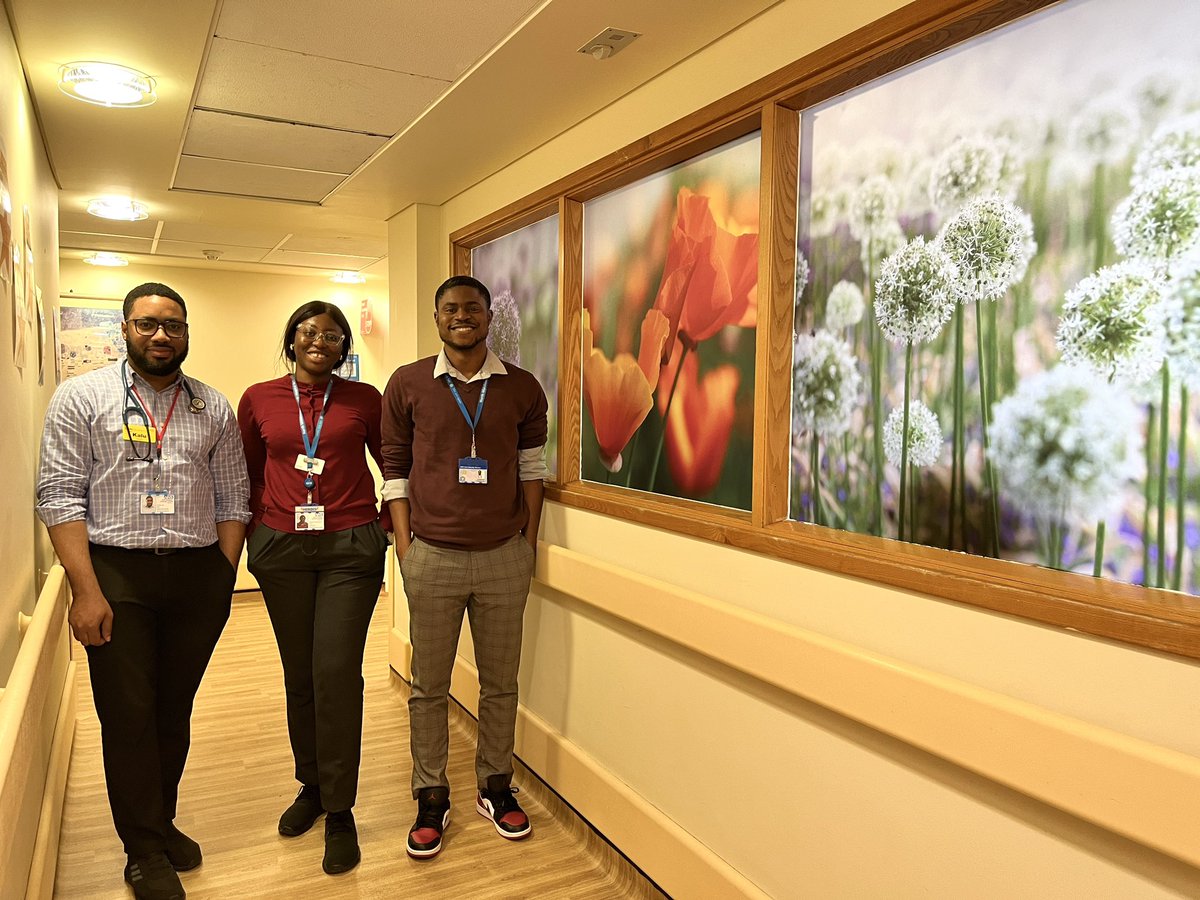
left=295, top=505, right=325, bottom=531
left=139, top=490, right=175, bottom=515
left=123, top=424, right=158, bottom=443
left=295, top=454, right=326, bottom=475
left=458, top=457, right=488, bottom=484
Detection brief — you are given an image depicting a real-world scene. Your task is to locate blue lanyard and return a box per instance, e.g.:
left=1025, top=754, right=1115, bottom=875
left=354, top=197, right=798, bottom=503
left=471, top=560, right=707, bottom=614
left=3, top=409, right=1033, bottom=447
left=444, top=375, right=488, bottom=457
left=291, top=376, right=333, bottom=490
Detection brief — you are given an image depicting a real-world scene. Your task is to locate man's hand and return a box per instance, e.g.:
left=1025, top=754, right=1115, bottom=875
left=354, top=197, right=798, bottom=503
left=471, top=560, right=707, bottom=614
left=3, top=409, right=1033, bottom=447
left=69, top=590, right=114, bottom=646
left=395, top=532, right=413, bottom=561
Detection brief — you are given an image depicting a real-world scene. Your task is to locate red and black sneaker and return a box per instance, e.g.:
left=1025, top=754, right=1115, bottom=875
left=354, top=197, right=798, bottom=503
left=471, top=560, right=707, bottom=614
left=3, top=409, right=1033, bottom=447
left=475, top=774, right=532, bottom=840
left=406, top=786, right=451, bottom=859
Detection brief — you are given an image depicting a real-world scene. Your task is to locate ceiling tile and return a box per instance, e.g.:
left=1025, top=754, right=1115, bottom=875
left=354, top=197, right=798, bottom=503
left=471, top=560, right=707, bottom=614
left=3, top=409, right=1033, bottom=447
left=58, top=212, right=159, bottom=238
left=59, top=232, right=155, bottom=253
left=158, top=221, right=290, bottom=249
left=215, top=0, right=539, bottom=81
left=195, top=38, right=448, bottom=134
left=183, top=110, right=387, bottom=174
left=281, top=234, right=387, bottom=256
left=151, top=240, right=272, bottom=263
left=173, top=156, right=345, bottom=203
left=259, top=248, right=381, bottom=269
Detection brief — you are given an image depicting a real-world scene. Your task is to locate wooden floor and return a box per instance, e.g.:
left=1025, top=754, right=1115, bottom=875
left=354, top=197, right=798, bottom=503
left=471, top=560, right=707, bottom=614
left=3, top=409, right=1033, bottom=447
left=54, top=592, right=666, bottom=899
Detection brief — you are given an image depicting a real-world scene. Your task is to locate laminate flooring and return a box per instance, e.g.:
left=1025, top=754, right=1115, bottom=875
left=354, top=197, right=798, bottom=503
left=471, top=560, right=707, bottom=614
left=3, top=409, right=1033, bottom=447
left=53, top=592, right=666, bottom=899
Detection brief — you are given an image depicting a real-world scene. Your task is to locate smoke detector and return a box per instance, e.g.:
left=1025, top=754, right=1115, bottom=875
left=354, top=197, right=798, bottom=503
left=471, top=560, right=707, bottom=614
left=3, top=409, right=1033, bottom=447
left=578, top=27, right=639, bottom=61
left=202, top=249, right=222, bottom=261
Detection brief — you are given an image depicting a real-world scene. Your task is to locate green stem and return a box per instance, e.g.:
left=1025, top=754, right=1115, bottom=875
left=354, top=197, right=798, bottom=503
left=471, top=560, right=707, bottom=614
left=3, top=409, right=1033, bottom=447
left=1157, top=361, right=1171, bottom=588
left=949, top=306, right=964, bottom=548
left=1093, top=520, right=1106, bottom=579
left=1143, top=403, right=1157, bottom=585
left=899, top=342, right=912, bottom=542
left=647, top=343, right=689, bottom=491
left=811, top=432, right=825, bottom=526
left=1174, top=386, right=1189, bottom=592
left=867, top=251, right=884, bottom=537
left=975, top=299, right=1000, bottom=556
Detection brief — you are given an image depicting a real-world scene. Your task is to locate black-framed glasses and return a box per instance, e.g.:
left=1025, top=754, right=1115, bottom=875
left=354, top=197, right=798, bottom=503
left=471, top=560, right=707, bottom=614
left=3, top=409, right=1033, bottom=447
left=295, top=326, right=345, bottom=346
left=128, top=317, right=188, bottom=338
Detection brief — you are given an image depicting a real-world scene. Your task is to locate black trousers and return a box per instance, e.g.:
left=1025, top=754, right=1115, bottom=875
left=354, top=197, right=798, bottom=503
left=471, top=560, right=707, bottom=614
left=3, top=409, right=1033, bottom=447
left=87, top=542, right=236, bottom=856
left=247, top=522, right=387, bottom=813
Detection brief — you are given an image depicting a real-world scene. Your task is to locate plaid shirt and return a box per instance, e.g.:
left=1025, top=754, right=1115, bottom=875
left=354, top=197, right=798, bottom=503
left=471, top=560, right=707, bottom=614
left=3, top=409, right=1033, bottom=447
left=36, top=359, right=251, bottom=548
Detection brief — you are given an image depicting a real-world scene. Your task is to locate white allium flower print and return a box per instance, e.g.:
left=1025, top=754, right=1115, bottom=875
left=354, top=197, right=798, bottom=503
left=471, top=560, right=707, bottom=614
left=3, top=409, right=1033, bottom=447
left=486, top=289, right=522, bottom=365
left=1068, top=93, right=1140, bottom=166
left=883, top=401, right=942, bottom=468
left=1165, top=246, right=1200, bottom=391
left=928, top=136, right=1002, bottom=213
left=1055, top=261, right=1167, bottom=384
left=824, top=280, right=866, bottom=331
left=1133, top=111, right=1200, bottom=180
left=848, top=174, right=899, bottom=243
left=792, top=330, right=862, bottom=438
left=937, top=195, right=1036, bottom=304
left=873, top=237, right=958, bottom=345
left=1111, top=166, right=1200, bottom=265
left=990, top=367, right=1144, bottom=526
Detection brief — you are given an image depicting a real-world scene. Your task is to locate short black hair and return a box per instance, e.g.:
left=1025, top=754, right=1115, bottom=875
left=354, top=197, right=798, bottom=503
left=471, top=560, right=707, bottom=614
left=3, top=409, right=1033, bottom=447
left=282, top=301, right=353, bottom=368
left=123, top=282, right=187, bottom=319
left=435, top=275, right=491, bottom=309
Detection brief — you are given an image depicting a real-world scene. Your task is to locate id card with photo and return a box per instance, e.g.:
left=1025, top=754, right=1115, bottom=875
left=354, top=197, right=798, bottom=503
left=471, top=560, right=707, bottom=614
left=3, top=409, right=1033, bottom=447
left=294, top=505, right=325, bottom=531
left=139, top=490, right=175, bottom=515
left=458, top=457, right=488, bottom=484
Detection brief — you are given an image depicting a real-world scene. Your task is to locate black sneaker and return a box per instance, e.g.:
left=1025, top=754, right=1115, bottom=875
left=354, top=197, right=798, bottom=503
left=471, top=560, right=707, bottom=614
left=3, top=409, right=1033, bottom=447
left=124, top=852, right=186, bottom=900
left=322, top=809, right=360, bottom=875
left=278, top=784, right=324, bottom=837
left=163, top=822, right=202, bottom=871
left=476, top=774, right=531, bottom=840
left=406, top=786, right=451, bottom=859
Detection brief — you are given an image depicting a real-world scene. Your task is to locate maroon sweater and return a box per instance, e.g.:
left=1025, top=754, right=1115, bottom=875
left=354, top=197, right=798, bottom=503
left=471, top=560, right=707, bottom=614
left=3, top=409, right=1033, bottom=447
left=381, top=356, right=547, bottom=550
left=238, top=375, right=389, bottom=534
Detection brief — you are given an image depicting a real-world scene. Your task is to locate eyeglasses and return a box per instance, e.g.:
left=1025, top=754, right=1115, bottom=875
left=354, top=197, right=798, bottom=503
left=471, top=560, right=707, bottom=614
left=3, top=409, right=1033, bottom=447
left=128, top=317, right=188, bottom=338
left=295, top=326, right=345, bottom=346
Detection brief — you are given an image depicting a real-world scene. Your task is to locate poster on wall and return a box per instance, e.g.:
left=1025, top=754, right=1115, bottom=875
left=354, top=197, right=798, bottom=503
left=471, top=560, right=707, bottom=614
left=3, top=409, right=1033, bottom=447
left=21, top=206, right=34, bottom=371
left=791, top=0, right=1200, bottom=596
left=334, top=352, right=360, bottom=381
left=56, top=302, right=123, bottom=382
left=11, top=206, right=26, bottom=369
left=471, top=214, right=560, bottom=476
left=581, top=133, right=760, bottom=509
left=0, top=139, right=11, bottom=308
left=35, top=286, right=45, bottom=385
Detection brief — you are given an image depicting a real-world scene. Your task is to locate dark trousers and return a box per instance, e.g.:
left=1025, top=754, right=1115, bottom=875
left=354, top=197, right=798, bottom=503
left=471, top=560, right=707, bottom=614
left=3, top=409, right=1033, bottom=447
left=247, top=522, right=387, bottom=813
left=87, top=543, right=236, bottom=857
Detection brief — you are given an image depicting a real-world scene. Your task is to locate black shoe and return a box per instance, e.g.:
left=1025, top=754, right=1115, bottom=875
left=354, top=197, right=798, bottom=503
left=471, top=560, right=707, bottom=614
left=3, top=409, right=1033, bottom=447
left=163, top=822, right=202, bottom=871
left=406, top=786, right=451, bottom=859
left=322, top=810, right=360, bottom=875
left=124, top=852, right=186, bottom=900
left=476, top=774, right=531, bottom=840
left=278, top=784, right=324, bottom=837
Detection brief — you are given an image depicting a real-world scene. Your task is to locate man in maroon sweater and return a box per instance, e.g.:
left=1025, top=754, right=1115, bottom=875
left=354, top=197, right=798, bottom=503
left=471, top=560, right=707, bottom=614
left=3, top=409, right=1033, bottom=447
left=382, top=275, right=548, bottom=860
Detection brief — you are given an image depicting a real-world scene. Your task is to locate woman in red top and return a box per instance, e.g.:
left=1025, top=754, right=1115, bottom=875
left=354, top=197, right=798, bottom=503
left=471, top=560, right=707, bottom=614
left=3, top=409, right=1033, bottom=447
left=238, top=301, right=389, bottom=876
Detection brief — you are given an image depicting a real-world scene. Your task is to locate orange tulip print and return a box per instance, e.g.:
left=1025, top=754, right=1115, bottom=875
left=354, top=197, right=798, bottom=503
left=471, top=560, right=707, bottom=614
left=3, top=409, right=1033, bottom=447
left=582, top=308, right=669, bottom=471
left=652, top=187, right=759, bottom=362
left=665, top=350, right=740, bottom=496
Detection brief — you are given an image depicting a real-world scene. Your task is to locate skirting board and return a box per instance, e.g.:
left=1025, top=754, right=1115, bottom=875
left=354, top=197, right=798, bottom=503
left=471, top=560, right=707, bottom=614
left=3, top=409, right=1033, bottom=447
left=389, top=626, right=767, bottom=899
left=24, top=660, right=76, bottom=900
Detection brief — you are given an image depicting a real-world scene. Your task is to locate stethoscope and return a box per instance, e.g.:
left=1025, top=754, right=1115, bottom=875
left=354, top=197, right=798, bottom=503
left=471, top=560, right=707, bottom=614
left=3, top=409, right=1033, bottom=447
left=121, top=358, right=206, bottom=462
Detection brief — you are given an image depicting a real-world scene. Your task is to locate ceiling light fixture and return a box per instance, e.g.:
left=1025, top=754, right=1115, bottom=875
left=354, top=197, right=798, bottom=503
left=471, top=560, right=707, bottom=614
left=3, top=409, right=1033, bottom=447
left=58, top=62, right=157, bottom=108
left=331, top=271, right=366, bottom=284
left=83, top=252, right=129, bottom=267
left=87, top=196, right=149, bottom=221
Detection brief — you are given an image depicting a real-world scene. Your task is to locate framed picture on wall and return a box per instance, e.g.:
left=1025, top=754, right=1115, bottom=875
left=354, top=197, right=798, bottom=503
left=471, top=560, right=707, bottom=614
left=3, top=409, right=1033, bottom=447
left=56, top=301, right=123, bottom=382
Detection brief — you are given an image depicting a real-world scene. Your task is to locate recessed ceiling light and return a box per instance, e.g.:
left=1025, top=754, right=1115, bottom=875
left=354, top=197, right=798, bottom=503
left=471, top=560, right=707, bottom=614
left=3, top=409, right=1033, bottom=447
left=83, top=252, right=129, bottom=267
left=58, top=62, right=156, bottom=108
left=331, top=271, right=366, bottom=284
left=87, top=196, right=149, bottom=221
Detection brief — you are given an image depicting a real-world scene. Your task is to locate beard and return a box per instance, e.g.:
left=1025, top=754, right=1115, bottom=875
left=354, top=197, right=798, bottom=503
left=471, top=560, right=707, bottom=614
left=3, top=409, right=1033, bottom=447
left=127, top=339, right=188, bottom=379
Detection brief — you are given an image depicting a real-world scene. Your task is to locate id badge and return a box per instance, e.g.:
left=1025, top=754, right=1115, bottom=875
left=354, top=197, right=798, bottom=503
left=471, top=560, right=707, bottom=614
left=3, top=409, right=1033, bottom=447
left=295, top=505, right=325, bottom=531
left=294, top=454, right=326, bottom=475
left=458, top=457, right=488, bottom=484
left=139, top=490, right=175, bottom=515
left=123, top=424, right=157, bottom=443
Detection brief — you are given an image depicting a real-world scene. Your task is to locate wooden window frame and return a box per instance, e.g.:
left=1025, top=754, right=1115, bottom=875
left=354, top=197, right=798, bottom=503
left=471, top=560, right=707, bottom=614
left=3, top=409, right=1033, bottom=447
left=449, top=0, right=1200, bottom=660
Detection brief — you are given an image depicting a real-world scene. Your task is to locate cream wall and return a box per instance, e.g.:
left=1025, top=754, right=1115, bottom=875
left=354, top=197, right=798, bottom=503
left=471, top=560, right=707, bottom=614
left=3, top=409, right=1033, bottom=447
left=0, top=8, right=60, bottom=682
left=390, top=0, right=1200, bottom=896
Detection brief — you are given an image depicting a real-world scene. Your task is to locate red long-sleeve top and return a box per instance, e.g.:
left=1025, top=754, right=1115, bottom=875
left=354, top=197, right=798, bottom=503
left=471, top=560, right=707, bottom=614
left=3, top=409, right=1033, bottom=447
left=238, top=375, right=389, bottom=535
